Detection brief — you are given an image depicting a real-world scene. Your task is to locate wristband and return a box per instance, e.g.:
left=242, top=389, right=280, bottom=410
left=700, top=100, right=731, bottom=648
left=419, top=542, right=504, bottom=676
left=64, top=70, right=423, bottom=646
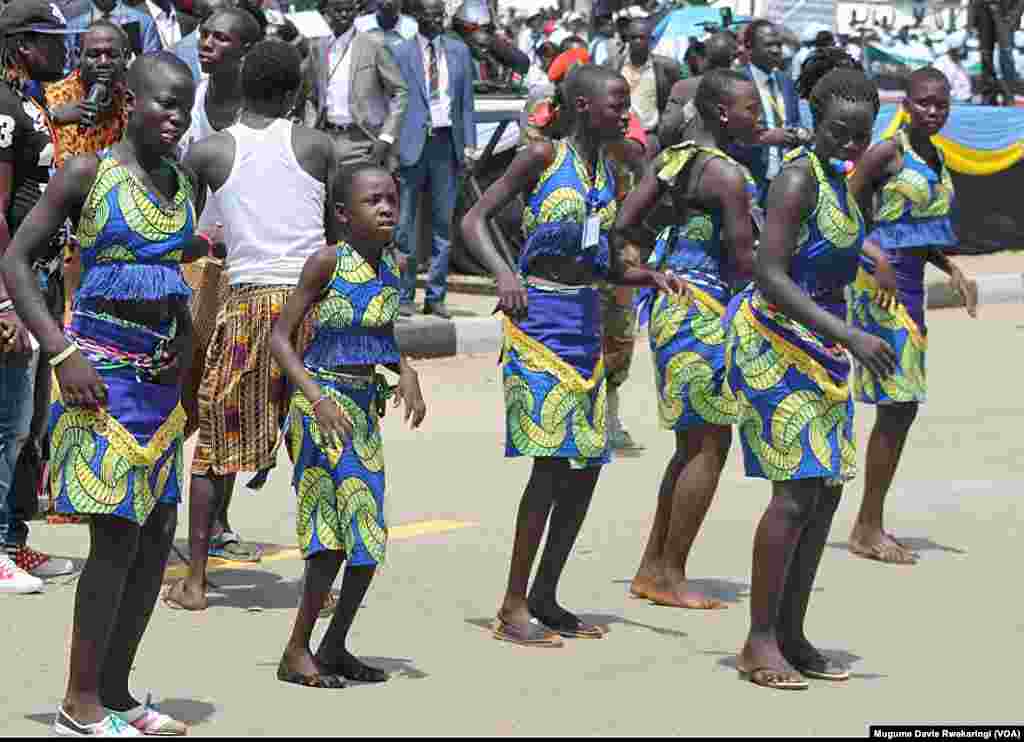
left=49, top=342, right=79, bottom=368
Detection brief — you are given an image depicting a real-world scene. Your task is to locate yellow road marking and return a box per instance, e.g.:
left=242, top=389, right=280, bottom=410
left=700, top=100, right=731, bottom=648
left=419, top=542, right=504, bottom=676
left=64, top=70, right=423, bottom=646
left=162, top=519, right=477, bottom=581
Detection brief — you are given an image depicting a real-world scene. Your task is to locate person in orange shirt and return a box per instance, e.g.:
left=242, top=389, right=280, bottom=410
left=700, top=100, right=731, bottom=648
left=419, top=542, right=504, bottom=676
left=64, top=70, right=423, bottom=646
left=45, top=19, right=129, bottom=325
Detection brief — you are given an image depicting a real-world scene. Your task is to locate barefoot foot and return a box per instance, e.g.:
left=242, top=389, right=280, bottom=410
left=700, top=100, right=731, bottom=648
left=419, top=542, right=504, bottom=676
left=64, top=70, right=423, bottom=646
left=162, top=578, right=208, bottom=611
left=647, top=576, right=725, bottom=609
left=647, top=568, right=726, bottom=609
left=849, top=525, right=918, bottom=565
left=629, top=573, right=657, bottom=600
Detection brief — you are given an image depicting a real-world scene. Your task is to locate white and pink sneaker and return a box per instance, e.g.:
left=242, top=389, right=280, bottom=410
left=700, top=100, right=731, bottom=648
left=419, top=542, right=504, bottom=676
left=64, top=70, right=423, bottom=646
left=107, top=695, right=188, bottom=736
left=0, top=553, right=43, bottom=594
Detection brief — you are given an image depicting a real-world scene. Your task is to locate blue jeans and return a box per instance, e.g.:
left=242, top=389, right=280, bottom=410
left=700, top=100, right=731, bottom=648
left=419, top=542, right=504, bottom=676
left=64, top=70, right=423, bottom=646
left=0, top=352, right=37, bottom=551
left=395, top=129, right=458, bottom=307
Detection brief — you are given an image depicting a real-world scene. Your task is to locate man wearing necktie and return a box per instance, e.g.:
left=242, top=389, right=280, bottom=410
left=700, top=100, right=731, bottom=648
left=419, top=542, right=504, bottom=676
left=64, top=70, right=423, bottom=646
left=737, top=20, right=808, bottom=204
left=391, top=0, right=476, bottom=319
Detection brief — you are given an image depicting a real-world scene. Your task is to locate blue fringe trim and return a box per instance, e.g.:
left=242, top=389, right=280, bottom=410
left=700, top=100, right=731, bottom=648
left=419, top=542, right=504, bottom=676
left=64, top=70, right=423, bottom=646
left=871, top=218, right=957, bottom=251
left=303, top=326, right=400, bottom=368
left=520, top=222, right=610, bottom=278
left=76, top=264, right=193, bottom=303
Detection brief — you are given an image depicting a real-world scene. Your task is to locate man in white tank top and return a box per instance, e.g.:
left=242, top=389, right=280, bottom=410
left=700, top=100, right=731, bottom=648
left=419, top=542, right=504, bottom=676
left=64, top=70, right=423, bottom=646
left=163, top=39, right=337, bottom=612
left=177, top=6, right=264, bottom=566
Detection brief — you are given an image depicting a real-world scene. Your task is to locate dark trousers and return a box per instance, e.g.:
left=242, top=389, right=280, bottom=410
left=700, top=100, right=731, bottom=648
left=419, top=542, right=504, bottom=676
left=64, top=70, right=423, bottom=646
left=395, top=129, right=458, bottom=307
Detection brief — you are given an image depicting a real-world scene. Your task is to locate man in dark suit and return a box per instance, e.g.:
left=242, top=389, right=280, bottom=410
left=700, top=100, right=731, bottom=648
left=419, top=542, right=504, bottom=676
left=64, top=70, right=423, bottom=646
left=391, top=0, right=475, bottom=319
left=306, top=0, right=409, bottom=168
left=617, top=17, right=682, bottom=158
left=737, top=19, right=807, bottom=203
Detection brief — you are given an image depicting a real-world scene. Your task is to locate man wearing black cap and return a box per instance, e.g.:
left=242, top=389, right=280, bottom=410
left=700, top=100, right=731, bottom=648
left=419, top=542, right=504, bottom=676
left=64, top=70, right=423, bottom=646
left=0, top=0, right=75, bottom=593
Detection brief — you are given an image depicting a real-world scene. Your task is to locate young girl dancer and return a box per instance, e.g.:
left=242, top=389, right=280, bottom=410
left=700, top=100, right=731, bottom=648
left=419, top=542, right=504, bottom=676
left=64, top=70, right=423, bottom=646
left=725, top=65, right=897, bottom=690
left=462, top=64, right=684, bottom=646
left=2, top=53, right=198, bottom=735
left=846, top=66, right=978, bottom=565
left=271, top=163, right=426, bottom=687
left=616, top=69, right=762, bottom=609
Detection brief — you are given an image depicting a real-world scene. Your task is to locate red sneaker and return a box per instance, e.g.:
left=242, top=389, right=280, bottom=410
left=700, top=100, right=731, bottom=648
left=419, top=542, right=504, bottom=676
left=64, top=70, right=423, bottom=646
left=12, top=545, right=75, bottom=579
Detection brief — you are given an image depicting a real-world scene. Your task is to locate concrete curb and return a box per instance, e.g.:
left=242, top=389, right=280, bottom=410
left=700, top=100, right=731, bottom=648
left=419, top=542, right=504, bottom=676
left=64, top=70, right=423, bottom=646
left=400, top=272, right=1024, bottom=359
left=927, top=272, right=1024, bottom=309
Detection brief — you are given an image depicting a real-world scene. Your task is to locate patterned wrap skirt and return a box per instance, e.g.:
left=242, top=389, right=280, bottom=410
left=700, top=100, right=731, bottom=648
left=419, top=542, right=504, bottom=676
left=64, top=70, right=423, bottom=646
left=848, top=252, right=928, bottom=405
left=287, top=368, right=387, bottom=565
left=50, top=312, right=185, bottom=525
left=725, top=288, right=856, bottom=484
left=648, top=284, right=738, bottom=432
left=502, top=283, right=609, bottom=468
left=192, top=284, right=293, bottom=477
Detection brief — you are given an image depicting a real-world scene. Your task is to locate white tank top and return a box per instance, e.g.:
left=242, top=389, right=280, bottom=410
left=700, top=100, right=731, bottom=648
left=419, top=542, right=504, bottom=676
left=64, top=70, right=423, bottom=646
left=180, top=79, right=222, bottom=231
left=213, top=119, right=327, bottom=286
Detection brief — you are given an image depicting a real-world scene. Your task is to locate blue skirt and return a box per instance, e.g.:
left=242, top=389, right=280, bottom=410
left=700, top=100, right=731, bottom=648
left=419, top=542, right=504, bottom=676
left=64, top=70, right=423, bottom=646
left=725, top=289, right=856, bottom=484
left=648, top=284, right=738, bottom=431
left=287, top=369, right=387, bottom=565
left=502, top=284, right=609, bottom=468
left=51, top=313, right=184, bottom=525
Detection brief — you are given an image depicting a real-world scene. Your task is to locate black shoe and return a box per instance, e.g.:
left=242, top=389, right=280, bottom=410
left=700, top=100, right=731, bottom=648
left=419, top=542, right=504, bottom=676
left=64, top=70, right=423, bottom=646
left=423, top=301, right=452, bottom=320
left=398, top=303, right=416, bottom=318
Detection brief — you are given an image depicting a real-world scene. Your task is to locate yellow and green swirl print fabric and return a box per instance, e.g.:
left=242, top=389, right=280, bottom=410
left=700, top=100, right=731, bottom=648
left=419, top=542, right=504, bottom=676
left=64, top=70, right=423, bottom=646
left=724, top=292, right=856, bottom=484
left=649, top=285, right=738, bottom=431
left=849, top=268, right=927, bottom=404
left=288, top=373, right=386, bottom=564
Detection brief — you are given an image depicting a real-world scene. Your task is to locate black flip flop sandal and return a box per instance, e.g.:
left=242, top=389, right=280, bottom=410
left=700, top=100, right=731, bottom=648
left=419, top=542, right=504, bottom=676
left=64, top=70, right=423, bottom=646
left=276, top=660, right=346, bottom=689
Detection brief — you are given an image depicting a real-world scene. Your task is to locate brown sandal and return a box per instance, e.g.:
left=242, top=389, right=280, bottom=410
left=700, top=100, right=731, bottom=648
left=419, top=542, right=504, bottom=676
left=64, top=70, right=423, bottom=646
left=492, top=616, right=563, bottom=647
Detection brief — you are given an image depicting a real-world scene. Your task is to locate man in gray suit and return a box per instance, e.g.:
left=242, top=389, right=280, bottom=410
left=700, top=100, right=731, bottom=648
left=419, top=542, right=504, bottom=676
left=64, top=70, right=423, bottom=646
left=307, top=0, right=409, bottom=167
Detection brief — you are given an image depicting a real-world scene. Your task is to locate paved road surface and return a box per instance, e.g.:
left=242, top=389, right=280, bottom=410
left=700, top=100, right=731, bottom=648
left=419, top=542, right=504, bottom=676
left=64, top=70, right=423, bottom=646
left=2, top=303, right=1022, bottom=736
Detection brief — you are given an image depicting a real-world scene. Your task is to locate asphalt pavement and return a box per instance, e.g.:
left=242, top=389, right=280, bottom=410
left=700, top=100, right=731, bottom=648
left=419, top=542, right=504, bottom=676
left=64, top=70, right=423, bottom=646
left=1, top=299, right=1022, bottom=736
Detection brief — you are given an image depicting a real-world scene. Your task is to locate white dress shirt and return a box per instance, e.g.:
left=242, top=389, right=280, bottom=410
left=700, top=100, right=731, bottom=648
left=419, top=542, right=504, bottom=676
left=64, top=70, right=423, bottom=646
left=933, top=54, right=972, bottom=103
left=325, top=28, right=356, bottom=126
left=419, top=34, right=451, bottom=130
left=354, top=12, right=418, bottom=40
left=750, top=63, right=786, bottom=179
left=145, top=0, right=181, bottom=49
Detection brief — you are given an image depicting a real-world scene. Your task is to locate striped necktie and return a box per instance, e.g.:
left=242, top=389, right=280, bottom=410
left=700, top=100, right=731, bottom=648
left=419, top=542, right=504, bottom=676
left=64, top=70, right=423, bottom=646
left=427, top=40, right=439, bottom=101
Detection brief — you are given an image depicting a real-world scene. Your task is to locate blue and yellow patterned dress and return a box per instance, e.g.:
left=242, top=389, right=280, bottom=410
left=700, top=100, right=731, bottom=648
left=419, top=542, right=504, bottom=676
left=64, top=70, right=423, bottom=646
left=849, top=128, right=955, bottom=405
left=51, top=153, right=195, bottom=525
left=287, top=242, right=399, bottom=564
left=636, top=143, right=758, bottom=432
left=503, top=140, right=617, bottom=468
left=724, top=148, right=864, bottom=484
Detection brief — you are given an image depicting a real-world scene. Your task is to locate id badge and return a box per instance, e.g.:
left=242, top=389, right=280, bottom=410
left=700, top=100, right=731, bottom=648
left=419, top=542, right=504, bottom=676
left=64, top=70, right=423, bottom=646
left=582, top=214, right=600, bottom=250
